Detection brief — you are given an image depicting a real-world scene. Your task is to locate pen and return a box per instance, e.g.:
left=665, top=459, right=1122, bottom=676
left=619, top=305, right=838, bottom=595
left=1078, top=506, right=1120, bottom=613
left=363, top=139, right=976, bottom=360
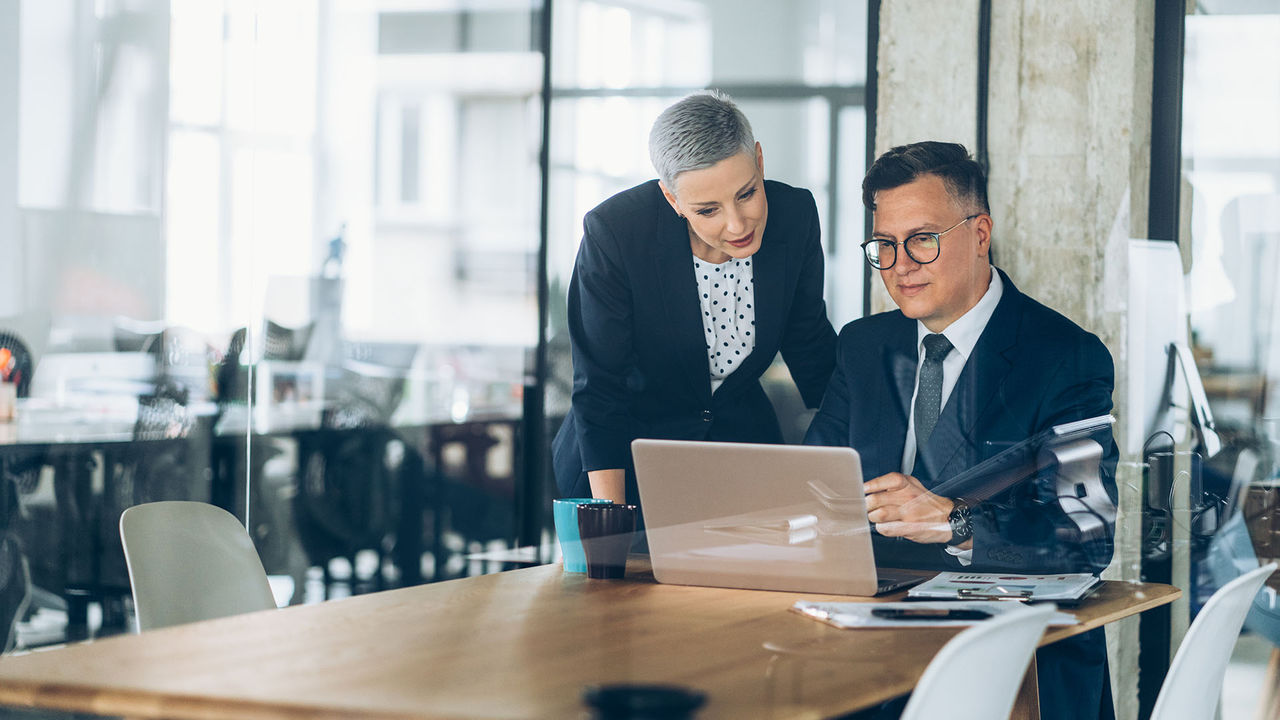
left=871, top=607, right=992, bottom=621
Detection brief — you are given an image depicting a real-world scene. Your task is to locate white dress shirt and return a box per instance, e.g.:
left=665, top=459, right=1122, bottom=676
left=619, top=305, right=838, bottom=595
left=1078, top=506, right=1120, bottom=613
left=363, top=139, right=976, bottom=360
left=899, top=267, right=1003, bottom=563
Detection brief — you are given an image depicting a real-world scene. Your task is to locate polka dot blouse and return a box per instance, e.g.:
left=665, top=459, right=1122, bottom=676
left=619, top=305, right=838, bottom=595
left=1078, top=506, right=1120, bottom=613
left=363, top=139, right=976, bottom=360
left=693, top=255, right=756, bottom=393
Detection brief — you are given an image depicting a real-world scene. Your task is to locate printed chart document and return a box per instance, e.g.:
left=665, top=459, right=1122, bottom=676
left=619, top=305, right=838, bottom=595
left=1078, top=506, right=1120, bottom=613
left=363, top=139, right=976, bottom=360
left=906, top=572, right=1101, bottom=602
left=791, top=600, right=1079, bottom=628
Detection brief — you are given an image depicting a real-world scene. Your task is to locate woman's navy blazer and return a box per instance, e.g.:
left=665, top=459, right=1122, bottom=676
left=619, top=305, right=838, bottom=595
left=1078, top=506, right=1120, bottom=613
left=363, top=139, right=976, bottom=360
left=552, top=178, right=837, bottom=502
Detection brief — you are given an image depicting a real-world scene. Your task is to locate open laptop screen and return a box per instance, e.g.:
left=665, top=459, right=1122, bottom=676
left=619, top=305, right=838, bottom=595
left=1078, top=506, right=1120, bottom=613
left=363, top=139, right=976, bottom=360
left=632, top=439, right=897, bottom=596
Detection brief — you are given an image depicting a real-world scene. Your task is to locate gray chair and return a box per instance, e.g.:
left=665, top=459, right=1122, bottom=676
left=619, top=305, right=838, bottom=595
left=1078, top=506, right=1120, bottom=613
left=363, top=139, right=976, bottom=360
left=119, top=501, right=276, bottom=631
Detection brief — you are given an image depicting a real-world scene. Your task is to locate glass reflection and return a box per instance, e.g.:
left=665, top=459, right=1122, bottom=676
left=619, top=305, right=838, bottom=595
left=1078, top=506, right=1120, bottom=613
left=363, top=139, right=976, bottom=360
left=0, top=0, right=540, bottom=651
left=1180, top=4, right=1280, bottom=662
left=0, top=0, right=872, bottom=657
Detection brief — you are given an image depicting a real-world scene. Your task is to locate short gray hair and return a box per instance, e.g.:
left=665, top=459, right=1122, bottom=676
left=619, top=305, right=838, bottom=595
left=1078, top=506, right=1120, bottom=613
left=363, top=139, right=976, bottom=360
left=648, top=90, right=755, bottom=193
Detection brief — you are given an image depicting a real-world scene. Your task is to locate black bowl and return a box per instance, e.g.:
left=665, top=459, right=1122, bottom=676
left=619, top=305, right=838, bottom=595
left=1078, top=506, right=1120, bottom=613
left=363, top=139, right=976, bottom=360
left=583, top=683, right=707, bottom=719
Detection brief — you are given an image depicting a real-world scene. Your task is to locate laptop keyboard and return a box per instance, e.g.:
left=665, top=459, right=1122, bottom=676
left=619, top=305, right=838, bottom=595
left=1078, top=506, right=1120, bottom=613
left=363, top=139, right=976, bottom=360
left=876, top=570, right=926, bottom=594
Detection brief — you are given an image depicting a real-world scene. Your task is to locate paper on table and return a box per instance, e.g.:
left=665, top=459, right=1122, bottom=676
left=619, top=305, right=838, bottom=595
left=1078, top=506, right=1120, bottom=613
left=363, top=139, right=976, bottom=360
left=907, top=572, right=1100, bottom=601
left=791, top=600, right=1079, bottom=629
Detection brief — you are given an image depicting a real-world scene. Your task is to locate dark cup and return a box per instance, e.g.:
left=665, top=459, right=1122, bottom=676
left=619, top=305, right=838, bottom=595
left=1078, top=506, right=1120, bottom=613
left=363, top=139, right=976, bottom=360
left=576, top=503, right=637, bottom=579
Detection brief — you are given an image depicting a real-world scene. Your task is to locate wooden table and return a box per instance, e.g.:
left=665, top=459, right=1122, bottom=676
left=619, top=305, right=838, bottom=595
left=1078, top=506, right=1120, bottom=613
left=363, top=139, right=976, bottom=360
left=0, top=560, right=1179, bottom=720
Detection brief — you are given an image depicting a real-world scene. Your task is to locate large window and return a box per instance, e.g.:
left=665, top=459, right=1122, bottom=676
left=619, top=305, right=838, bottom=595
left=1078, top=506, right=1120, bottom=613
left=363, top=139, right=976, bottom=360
left=545, top=0, right=871, bottom=433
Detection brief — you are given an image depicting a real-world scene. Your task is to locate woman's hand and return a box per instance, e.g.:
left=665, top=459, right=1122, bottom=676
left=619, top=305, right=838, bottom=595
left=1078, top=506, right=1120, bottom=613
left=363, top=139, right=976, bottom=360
left=588, top=469, right=627, bottom=504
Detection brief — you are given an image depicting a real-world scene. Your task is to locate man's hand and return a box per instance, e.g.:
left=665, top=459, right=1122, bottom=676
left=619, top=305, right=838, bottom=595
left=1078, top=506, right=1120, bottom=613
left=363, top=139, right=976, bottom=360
left=864, top=472, right=960, bottom=546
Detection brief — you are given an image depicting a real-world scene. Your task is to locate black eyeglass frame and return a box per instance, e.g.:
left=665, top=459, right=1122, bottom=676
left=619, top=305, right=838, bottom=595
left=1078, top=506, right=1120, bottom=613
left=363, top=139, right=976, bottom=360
left=861, top=214, right=982, bottom=270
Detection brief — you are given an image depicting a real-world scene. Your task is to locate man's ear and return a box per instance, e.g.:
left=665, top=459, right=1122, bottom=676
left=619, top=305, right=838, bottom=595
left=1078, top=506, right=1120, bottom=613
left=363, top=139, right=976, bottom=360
left=659, top=181, right=682, bottom=216
left=973, top=213, right=994, bottom=258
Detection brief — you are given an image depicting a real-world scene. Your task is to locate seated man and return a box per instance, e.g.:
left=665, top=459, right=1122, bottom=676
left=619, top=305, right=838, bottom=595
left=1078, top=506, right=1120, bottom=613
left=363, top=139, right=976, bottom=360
left=805, top=141, right=1118, bottom=720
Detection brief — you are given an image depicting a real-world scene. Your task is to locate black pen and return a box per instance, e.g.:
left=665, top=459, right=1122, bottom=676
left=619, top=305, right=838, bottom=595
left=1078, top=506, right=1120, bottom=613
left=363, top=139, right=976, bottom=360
left=871, top=607, right=992, bottom=621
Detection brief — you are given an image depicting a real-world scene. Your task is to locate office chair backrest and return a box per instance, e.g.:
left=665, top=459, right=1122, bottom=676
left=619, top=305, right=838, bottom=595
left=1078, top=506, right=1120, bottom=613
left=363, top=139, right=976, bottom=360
left=120, top=501, right=277, bottom=632
left=1150, top=561, right=1278, bottom=720
left=0, top=532, right=32, bottom=654
left=0, top=332, right=34, bottom=398
left=899, top=604, right=1055, bottom=720
left=112, top=317, right=166, bottom=354
left=264, top=320, right=313, bottom=362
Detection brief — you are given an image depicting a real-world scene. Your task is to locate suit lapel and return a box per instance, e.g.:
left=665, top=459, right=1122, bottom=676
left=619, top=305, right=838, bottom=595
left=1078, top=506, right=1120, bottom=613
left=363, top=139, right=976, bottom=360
left=921, top=272, right=1022, bottom=483
left=881, top=316, right=916, bottom=474
left=745, top=224, right=784, bottom=370
left=654, top=208, right=712, bottom=403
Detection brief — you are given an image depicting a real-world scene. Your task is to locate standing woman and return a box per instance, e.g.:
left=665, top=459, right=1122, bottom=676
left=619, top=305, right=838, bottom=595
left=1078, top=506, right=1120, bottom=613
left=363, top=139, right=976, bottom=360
left=552, top=90, right=837, bottom=512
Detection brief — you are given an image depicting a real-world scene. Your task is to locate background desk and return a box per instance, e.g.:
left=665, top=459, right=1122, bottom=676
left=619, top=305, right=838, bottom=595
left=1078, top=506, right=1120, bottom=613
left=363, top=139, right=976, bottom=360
left=0, top=560, right=1178, bottom=719
left=0, top=398, right=523, bottom=641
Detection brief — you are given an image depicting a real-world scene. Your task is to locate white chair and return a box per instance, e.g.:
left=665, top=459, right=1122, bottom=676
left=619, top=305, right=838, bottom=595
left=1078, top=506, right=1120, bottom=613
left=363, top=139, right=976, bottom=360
left=120, top=501, right=277, bottom=632
left=1150, top=561, right=1278, bottom=720
left=900, top=603, right=1056, bottom=720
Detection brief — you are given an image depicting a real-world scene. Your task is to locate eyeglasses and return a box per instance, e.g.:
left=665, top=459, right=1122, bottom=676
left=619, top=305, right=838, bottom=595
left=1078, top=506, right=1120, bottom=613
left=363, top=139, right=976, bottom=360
left=861, top=214, right=980, bottom=270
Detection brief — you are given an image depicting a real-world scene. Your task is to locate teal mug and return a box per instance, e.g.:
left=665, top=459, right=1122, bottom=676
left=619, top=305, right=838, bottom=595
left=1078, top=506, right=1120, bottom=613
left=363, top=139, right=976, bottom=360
left=553, top=498, right=614, bottom=573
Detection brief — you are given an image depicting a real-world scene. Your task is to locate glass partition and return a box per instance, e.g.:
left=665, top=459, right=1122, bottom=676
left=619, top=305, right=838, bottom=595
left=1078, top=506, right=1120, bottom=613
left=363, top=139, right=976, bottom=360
left=0, top=0, right=872, bottom=653
left=544, top=0, right=870, bottom=461
left=0, top=0, right=543, bottom=648
left=1180, top=0, right=1280, bottom=666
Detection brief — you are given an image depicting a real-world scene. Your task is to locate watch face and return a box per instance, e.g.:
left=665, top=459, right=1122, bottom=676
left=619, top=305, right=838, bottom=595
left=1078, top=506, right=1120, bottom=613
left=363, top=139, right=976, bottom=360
left=949, top=501, right=973, bottom=543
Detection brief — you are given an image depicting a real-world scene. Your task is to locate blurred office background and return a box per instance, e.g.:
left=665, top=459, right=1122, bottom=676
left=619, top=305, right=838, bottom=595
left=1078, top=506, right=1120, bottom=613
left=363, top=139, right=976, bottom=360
left=1179, top=8, right=1280, bottom=716
left=0, top=6, right=1277, bottom=716
left=0, top=0, right=870, bottom=646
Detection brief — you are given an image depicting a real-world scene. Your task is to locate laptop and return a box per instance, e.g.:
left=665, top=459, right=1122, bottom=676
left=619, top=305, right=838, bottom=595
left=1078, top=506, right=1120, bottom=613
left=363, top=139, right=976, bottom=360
left=632, top=439, right=926, bottom=596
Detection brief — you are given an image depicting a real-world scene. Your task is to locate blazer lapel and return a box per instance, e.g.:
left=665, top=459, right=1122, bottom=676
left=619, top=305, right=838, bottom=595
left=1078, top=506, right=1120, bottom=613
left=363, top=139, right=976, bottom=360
left=714, top=214, right=786, bottom=400
left=654, top=209, right=713, bottom=403
left=881, top=317, right=916, bottom=473
left=965, top=272, right=1021, bottom=441
left=746, top=223, right=784, bottom=367
left=921, top=272, right=1021, bottom=483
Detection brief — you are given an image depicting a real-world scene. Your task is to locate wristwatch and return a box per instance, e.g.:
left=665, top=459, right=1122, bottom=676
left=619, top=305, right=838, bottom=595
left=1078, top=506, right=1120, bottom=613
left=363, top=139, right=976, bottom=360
left=948, top=498, right=973, bottom=546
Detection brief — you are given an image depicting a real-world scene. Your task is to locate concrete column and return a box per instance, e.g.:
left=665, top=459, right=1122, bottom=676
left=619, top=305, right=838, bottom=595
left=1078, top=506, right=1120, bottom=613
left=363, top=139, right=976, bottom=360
left=871, top=0, right=980, bottom=313
left=876, top=3, right=1155, bottom=718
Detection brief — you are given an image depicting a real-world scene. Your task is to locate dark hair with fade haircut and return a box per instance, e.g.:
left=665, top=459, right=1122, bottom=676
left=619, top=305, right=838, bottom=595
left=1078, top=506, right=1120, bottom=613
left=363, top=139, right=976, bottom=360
left=861, top=141, right=989, bottom=214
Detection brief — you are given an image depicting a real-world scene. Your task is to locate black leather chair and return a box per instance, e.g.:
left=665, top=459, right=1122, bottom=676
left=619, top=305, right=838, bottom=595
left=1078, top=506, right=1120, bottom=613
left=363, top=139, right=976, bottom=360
left=209, top=324, right=310, bottom=577
left=0, top=332, right=37, bottom=649
left=429, top=419, right=521, bottom=580
left=0, top=530, right=30, bottom=653
left=293, top=366, right=406, bottom=596
left=111, top=317, right=165, bottom=355
left=0, top=331, right=39, bottom=504
left=264, top=320, right=313, bottom=362
left=0, top=331, right=34, bottom=399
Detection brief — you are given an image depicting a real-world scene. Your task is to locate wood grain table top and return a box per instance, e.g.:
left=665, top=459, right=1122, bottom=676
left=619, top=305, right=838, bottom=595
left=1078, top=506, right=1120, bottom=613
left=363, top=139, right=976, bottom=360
left=0, top=559, right=1179, bottom=719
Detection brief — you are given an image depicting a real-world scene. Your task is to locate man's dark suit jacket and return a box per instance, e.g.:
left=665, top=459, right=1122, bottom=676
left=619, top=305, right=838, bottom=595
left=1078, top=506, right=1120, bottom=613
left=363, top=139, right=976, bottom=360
left=804, top=268, right=1118, bottom=720
left=553, top=179, right=836, bottom=507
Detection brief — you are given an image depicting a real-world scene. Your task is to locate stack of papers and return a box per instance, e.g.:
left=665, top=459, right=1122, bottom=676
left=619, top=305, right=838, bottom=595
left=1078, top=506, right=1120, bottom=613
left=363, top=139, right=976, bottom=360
left=792, top=600, right=1079, bottom=628
left=906, top=572, right=1101, bottom=602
